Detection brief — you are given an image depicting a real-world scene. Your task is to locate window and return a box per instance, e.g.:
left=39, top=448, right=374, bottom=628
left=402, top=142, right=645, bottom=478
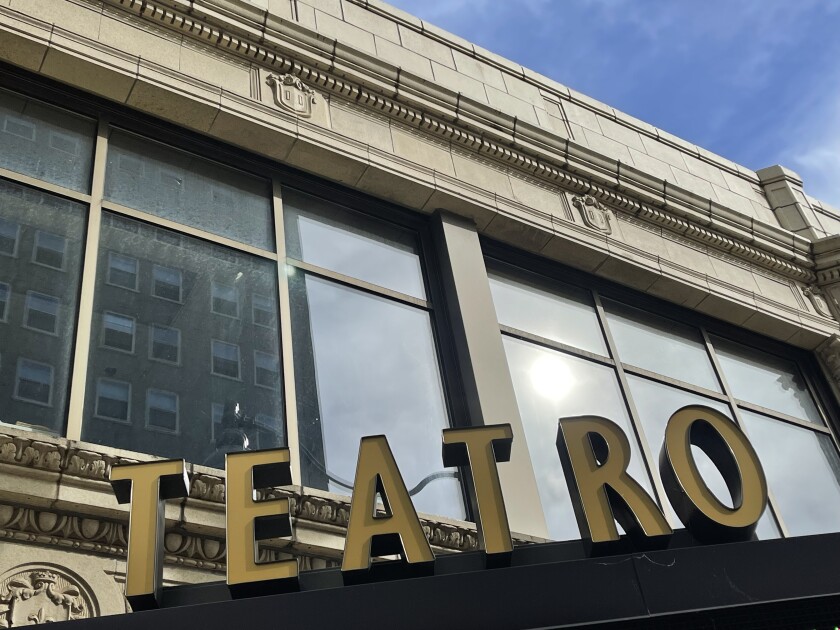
left=107, top=253, right=138, bottom=290
left=211, top=282, right=239, bottom=318
left=23, top=291, right=59, bottom=335
left=149, top=324, right=180, bottom=364
left=95, top=379, right=131, bottom=422
left=14, top=359, right=53, bottom=406
left=211, top=403, right=224, bottom=440
left=252, top=293, right=276, bottom=328
left=2, top=114, right=35, bottom=140
left=285, top=190, right=463, bottom=519
left=254, top=351, right=280, bottom=388
left=49, top=130, right=79, bottom=156
left=152, top=265, right=182, bottom=302
left=254, top=414, right=282, bottom=449
left=146, top=389, right=179, bottom=433
left=0, top=282, right=9, bottom=322
left=101, top=312, right=135, bottom=353
left=32, top=231, right=67, bottom=270
left=0, top=217, right=19, bottom=257
left=211, top=340, right=240, bottom=379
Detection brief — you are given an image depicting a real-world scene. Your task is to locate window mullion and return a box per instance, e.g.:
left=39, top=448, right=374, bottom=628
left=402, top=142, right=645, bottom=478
left=273, top=178, right=303, bottom=485
left=65, top=118, right=109, bottom=441
left=592, top=291, right=671, bottom=519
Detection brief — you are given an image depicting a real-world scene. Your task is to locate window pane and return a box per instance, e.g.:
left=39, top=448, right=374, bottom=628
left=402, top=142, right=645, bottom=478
left=711, top=336, right=822, bottom=424
left=625, top=375, right=778, bottom=539
left=96, top=379, right=130, bottom=421
left=152, top=265, right=182, bottom=302
left=107, top=253, right=138, bottom=290
left=284, top=190, right=426, bottom=299
left=503, top=336, right=653, bottom=541
left=254, top=351, right=279, bottom=388
left=0, top=217, right=19, bottom=256
left=104, top=131, right=273, bottom=250
left=604, top=299, right=720, bottom=391
left=82, top=214, right=284, bottom=466
left=252, top=294, right=276, bottom=328
left=211, top=283, right=239, bottom=318
left=0, top=89, right=95, bottom=192
left=102, top=312, right=135, bottom=352
left=33, top=231, right=66, bottom=270
left=489, top=271, right=606, bottom=355
left=291, top=274, right=462, bottom=519
left=0, top=180, right=85, bottom=433
left=15, top=358, right=53, bottom=406
left=741, top=410, right=840, bottom=537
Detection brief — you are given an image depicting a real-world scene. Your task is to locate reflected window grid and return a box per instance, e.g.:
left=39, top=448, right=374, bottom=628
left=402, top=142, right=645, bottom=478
left=0, top=218, right=20, bottom=257
left=95, top=378, right=131, bottom=423
left=146, top=388, right=179, bottom=434
left=0, top=282, right=9, bottom=322
left=101, top=311, right=136, bottom=354
left=211, top=339, right=241, bottom=380
left=106, top=252, right=139, bottom=292
left=149, top=324, right=180, bottom=365
left=32, top=230, right=67, bottom=271
left=23, top=291, right=60, bottom=336
left=14, top=358, right=54, bottom=407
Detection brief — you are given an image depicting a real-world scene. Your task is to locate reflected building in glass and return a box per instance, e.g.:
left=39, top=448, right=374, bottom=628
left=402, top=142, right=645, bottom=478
left=1, top=0, right=840, bottom=627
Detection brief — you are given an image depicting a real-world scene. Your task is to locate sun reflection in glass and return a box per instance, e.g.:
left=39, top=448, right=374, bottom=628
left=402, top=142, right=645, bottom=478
left=529, top=354, right=575, bottom=400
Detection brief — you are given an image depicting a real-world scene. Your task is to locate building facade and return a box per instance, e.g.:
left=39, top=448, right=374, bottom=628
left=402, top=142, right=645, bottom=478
left=1, top=0, right=840, bottom=626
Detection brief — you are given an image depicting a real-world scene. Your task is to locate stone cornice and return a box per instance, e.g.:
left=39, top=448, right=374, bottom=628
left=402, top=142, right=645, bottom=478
left=87, top=0, right=815, bottom=282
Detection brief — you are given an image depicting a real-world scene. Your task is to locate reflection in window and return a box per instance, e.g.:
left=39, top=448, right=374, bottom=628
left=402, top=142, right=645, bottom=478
left=211, top=282, right=239, bottom=318
left=212, top=340, right=241, bottom=379
left=152, top=265, right=182, bottom=302
left=23, top=292, right=59, bottom=335
left=254, top=351, right=279, bottom=388
left=252, top=293, right=276, bottom=328
left=101, top=312, right=135, bottom=353
left=489, top=271, right=607, bottom=355
left=0, top=282, right=8, bottom=321
left=14, top=358, right=53, bottom=406
left=149, top=324, right=179, bottom=363
left=107, top=253, right=138, bottom=291
left=0, top=90, right=95, bottom=192
left=146, top=389, right=178, bottom=433
left=33, top=231, right=66, bottom=270
left=503, top=336, right=653, bottom=541
left=603, top=299, right=720, bottom=392
left=741, top=410, right=840, bottom=537
left=96, top=379, right=130, bottom=422
left=0, top=181, right=84, bottom=434
left=284, top=190, right=427, bottom=299
left=712, top=336, right=822, bottom=424
left=0, top=218, right=19, bottom=257
left=104, top=131, right=273, bottom=250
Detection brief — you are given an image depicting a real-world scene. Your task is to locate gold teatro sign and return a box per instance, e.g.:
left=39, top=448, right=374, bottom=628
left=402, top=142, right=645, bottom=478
left=109, top=406, right=767, bottom=610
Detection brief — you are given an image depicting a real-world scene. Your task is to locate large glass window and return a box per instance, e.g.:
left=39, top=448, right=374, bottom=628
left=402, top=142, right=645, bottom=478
left=0, top=179, right=85, bottom=434
left=0, top=90, right=95, bottom=193
left=81, top=213, right=284, bottom=465
left=489, top=260, right=840, bottom=542
left=286, top=190, right=464, bottom=520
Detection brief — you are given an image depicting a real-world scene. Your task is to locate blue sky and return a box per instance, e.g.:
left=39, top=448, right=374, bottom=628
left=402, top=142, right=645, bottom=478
left=387, top=0, right=840, bottom=208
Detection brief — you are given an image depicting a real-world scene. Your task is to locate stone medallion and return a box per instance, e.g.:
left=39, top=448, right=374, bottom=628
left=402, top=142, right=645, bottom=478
left=0, top=564, right=97, bottom=626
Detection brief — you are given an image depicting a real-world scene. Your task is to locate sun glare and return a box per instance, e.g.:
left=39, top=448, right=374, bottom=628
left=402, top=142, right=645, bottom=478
left=529, top=354, right=575, bottom=401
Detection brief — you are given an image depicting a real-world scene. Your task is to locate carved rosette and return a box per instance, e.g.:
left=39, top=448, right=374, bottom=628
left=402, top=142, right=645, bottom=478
left=265, top=74, right=317, bottom=118
left=0, top=565, right=96, bottom=626
left=572, top=194, right=612, bottom=235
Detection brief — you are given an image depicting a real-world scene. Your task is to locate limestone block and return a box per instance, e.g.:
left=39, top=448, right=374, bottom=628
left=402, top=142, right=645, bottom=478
left=355, top=159, right=434, bottom=210
left=712, top=184, right=758, bottom=219
left=432, top=62, right=487, bottom=104
left=452, top=49, right=507, bottom=91
left=343, top=1, right=399, bottom=44
left=391, top=125, right=455, bottom=176
left=695, top=286, right=757, bottom=326
left=422, top=175, right=496, bottom=230
left=501, top=73, right=543, bottom=108
left=0, top=10, right=49, bottom=71
left=681, top=154, right=728, bottom=188
left=483, top=204, right=553, bottom=254
left=613, top=108, right=658, bottom=137
left=451, top=152, right=513, bottom=198
left=541, top=227, right=610, bottom=273
left=9, top=0, right=102, bottom=40
left=128, top=60, right=221, bottom=133
left=209, top=92, right=297, bottom=162
left=286, top=122, right=369, bottom=186
left=597, top=242, right=661, bottom=292
left=374, top=36, right=433, bottom=81
left=484, top=86, right=539, bottom=125
left=752, top=273, right=801, bottom=309
left=398, top=25, right=455, bottom=68
left=0, top=464, right=58, bottom=508
left=560, top=100, right=601, bottom=134
left=597, top=117, right=646, bottom=152
left=266, top=0, right=295, bottom=19
left=294, top=1, right=316, bottom=29
left=671, top=167, right=717, bottom=202
left=611, top=215, right=665, bottom=255
left=641, top=134, right=688, bottom=170
left=0, top=1, right=9, bottom=6
left=181, top=499, right=226, bottom=537
left=742, top=307, right=803, bottom=343
left=330, top=101, right=392, bottom=153
left=367, top=0, right=422, bottom=29
left=98, top=11, right=180, bottom=70
left=508, top=175, right=563, bottom=216
left=299, top=0, right=343, bottom=19
left=627, top=148, right=675, bottom=184
left=582, top=128, right=633, bottom=165
left=662, top=234, right=717, bottom=276
left=648, top=263, right=711, bottom=309
left=314, top=9, right=375, bottom=55
left=41, top=31, right=138, bottom=103
left=707, top=255, right=761, bottom=293
left=179, top=43, right=250, bottom=97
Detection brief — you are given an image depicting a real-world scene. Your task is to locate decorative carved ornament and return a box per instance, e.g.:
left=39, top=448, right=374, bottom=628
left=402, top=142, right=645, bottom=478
left=803, top=285, right=836, bottom=319
left=0, top=565, right=96, bottom=626
left=265, top=74, right=317, bottom=118
left=572, top=195, right=612, bottom=234
left=817, top=335, right=840, bottom=391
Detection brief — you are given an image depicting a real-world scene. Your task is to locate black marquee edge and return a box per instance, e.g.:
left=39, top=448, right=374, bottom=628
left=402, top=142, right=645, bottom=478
left=57, top=531, right=840, bottom=629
